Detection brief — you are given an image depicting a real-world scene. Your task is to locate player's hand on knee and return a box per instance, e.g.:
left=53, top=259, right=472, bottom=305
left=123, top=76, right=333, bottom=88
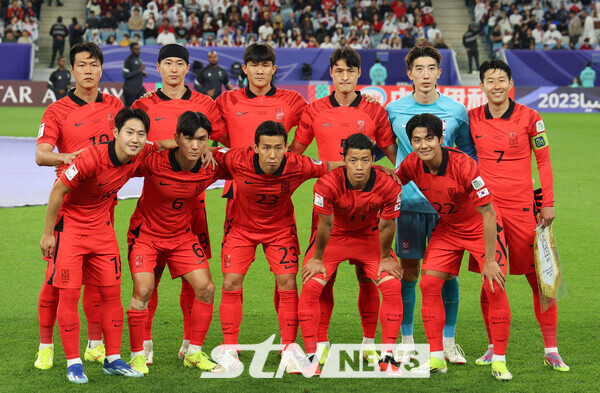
left=378, top=256, right=402, bottom=280
left=40, top=234, right=55, bottom=259
left=302, top=259, right=326, bottom=283
left=481, top=260, right=505, bottom=293
left=539, top=206, right=555, bottom=228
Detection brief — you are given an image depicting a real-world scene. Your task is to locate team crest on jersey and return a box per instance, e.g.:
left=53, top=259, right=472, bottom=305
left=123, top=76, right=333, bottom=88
left=135, top=255, right=143, bottom=267
left=357, top=120, right=366, bottom=133
left=281, top=181, right=290, bottom=193
left=402, top=240, right=410, bottom=251
left=508, top=132, right=518, bottom=147
left=441, top=119, right=447, bottom=136
left=107, top=113, right=115, bottom=128
left=447, top=187, right=459, bottom=201
left=369, top=202, right=379, bottom=211
left=276, top=108, right=285, bottom=122
left=61, top=269, right=69, bottom=282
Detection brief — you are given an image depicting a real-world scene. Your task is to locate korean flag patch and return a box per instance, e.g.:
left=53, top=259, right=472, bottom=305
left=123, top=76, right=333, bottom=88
left=65, top=164, right=79, bottom=181
left=471, top=176, right=485, bottom=190
left=477, top=187, right=490, bottom=199
left=536, top=120, right=545, bottom=133
left=38, top=123, right=45, bottom=138
left=314, top=192, right=324, bottom=207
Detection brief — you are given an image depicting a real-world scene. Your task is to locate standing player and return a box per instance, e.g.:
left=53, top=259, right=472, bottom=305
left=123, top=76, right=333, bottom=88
left=214, top=43, right=308, bottom=344
left=386, top=45, right=476, bottom=364
left=299, top=133, right=404, bottom=372
left=34, top=42, right=123, bottom=371
left=212, top=121, right=342, bottom=372
left=395, top=114, right=512, bottom=380
left=126, top=111, right=227, bottom=375
left=131, top=43, right=227, bottom=363
left=194, top=51, right=234, bottom=99
left=470, top=60, right=568, bottom=372
left=39, top=108, right=173, bottom=383
left=290, top=47, right=398, bottom=364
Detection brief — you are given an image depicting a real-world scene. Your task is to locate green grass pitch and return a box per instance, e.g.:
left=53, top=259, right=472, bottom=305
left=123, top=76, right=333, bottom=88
left=0, top=108, right=597, bottom=392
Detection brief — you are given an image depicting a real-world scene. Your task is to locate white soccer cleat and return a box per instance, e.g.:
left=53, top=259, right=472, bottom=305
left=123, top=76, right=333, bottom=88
left=360, top=343, right=379, bottom=364
left=214, top=349, right=243, bottom=372
left=394, top=343, right=416, bottom=364
left=444, top=343, right=467, bottom=364
left=178, top=342, right=189, bottom=360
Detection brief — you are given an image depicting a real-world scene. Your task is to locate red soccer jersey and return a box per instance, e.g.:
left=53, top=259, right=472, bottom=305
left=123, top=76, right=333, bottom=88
left=131, top=86, right=226, bottom=142
left=57, top=140, right=158, bottom=234
left=215, top=86, right=307, bottom=148
left=130, top=149, right=229, bottom=240
left=212, top=146, right=327, bottom=232
left=469, top=100, right=554, bottom=211
left=295, top=92, right=396, bottom=162
left=37, top=90, right=123, bottom=160
left=313, top=167, right=402, bottom=236
left=395, top=147, right=493, bottom=235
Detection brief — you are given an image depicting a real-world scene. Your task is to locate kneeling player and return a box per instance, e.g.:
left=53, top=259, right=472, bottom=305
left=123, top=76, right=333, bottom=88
left=299, top=133, right=404, bottom=373
left=126, top=111, right=228, bottom=374
left=39, top=108, right=175, bottom=383
left=212, top=121, right=343, bottom=372
left=395, top=114, right=512, bottom=380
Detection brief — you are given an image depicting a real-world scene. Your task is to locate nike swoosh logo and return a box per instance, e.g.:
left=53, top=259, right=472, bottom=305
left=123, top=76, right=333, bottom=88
left=286, top=323, right=297, bottom=326
left=418, top=188, right=429, bottom=192
left=159, top=181, right=171, bottom=186
left=299, top=319, right=311, bottom=322
left=75, top=122, right=86, bottom=127
left=237, top=112, right=249, bottom=116
left=244, top=180, right=261, bottom=184
left=387, top=318, right=402, bottom=321
left=155, top=117, right=167, bottom=121
left=40, top=305, right=53, bottom=308
left=65, top=327, right=76, bottom=332
left=401, top=123, right=407, bottom=127
left=322, top=123, right=334, bottom=127
left=113, top=324, right=123, bottom=328
left=99, top=182, right=109, bottom=187
left=476, top=135, right=486, bottom=138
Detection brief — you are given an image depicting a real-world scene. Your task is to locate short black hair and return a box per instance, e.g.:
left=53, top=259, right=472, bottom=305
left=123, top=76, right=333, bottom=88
left=585, top=61, right=592, bottom=67
left=115, top=108, right=150, bottom=135
left=254, top=120, right=287, bottom=145
left=69, top=42, right=104, bottom=67
left=130, top=42, right=139, bottom=50
left=176, top=111, right=212, bottom=137
left=405, top=113, right=443, bottom=140
left=405, top=45, right=441, bottom=70
left=479, top=59, right=512, bottom=82
left=343, top=133, right=374, bottom=156
left=244, top=43, right=276, bottom=65
left=330, top=47, right=361, bottom=69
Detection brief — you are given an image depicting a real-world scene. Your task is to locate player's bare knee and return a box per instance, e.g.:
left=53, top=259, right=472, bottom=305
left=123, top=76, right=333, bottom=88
left=223, top=280, right=242, bottom=292
left=275, top=274, right=297, bottom=291
left=133, top=286, right=153, bottom=303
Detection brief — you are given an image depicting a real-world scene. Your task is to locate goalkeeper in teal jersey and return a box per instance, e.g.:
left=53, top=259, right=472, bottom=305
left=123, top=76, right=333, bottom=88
left=386, top=45, right=476, bottom=365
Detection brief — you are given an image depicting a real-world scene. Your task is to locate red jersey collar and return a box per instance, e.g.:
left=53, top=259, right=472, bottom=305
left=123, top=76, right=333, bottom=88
left=253, top=153, right=287, bottom=176
left=329, top=91, right=362, bottom=107
left=156, top=86, right=192, bottom=101
left=484, top=98, right=515, bottom=120
left=168, top=148, right=203, bottom=173
left=107, top=140, right=125, bottom=167
left=245, top=85, right=277, bottom=98
left=344, top=167, right=377, bottom=192
left=68, top=89, right=103, bottom=106
left=422, top=147, right=449, bottom=176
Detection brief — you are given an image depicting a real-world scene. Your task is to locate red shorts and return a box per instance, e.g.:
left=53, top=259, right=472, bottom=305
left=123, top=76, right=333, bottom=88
left=49, top=229, right=122, bottom=289
left=128, top=232, right=208, bottom=279
left=303, top=232, right=397, bottom=280
left=424, top=221, right=508, bottom=277
left=221, top=224, right=300, bottom=275
left=191, top=191, right=211, bottom=260
left=468, top=209, right=534, bottom=275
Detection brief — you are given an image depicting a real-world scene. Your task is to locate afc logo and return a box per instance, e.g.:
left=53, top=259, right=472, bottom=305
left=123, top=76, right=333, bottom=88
left=447, top=187, right=459, bottom=201
left=276, top=108, right=285, bottom=122
left=508, top=132, right=518, bottom=147
left=357, top=120, right=366, bottom=133
left=135, top=255, right=143, bottom=267
left=61, top=269, right=69, bottom=282
left=281, top=180, right=290, bottom=193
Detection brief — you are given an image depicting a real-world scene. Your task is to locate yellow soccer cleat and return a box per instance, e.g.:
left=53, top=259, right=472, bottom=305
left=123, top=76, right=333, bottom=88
left=84, top=343, right=106, bottom=363
left=128, top=354, right=149, bottom=375
left=184, top=351, right=226, bottom=373
left=360, top=343, right=379, bottom=365
left=491, top=361, right=513, bottom=381
left=34, top=346, right=54, bottom=370
left=429, top=357, right=448, bottom=374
